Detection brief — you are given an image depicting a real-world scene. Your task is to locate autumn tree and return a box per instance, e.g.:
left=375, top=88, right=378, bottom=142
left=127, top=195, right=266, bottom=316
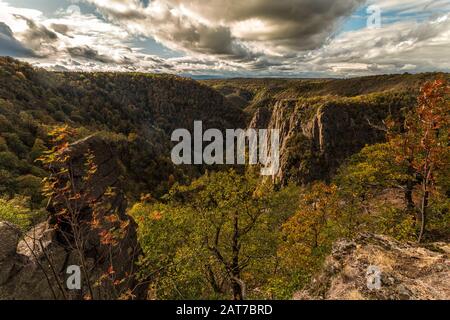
left=388, top=79, right=449, bottom=242
left=279, top=182, right=340, bottom=278
left=39, top=127, right=137, bottom=299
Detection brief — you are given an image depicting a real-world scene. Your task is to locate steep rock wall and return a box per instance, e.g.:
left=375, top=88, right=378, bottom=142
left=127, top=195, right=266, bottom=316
left=251, top=93, right=415, bottom=184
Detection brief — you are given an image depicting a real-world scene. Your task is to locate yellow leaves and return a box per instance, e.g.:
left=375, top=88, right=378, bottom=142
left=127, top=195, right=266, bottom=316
left=113, top=279, right=122, bottom=286
left=129, top=202, right=164, bottom=224
left=97, top=216, right=129, bottom=245
left=96, top=274, right=109, bottom=287
left=68, top=193, right=82, bottom=201
left=281, top=182, right=340, bottom=256
left=0, top=197, right=32, bottom=231
left=49, top=125, right=76, bottom=143
left=127, top=132, right=138, bottom=142
left=104, top=187, right=117, bottom=198
left=84, top=150, right=98, bottom=178
left=87, top=165, right=98, bottom=176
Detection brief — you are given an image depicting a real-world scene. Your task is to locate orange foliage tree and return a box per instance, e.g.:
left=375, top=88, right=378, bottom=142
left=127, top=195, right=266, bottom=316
left=39, top=127, right=135, bottom=299
left=388, top=79, right=449, bottom=242
left=280, top=182, right=339, bottom=274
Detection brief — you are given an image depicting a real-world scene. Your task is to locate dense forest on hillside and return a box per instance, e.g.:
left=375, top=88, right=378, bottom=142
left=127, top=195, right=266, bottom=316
left=0, top=57, right=245, bottom=207
left=0, top=57, right=448, bottom=300
left=202, top=73, right=444, bottom=112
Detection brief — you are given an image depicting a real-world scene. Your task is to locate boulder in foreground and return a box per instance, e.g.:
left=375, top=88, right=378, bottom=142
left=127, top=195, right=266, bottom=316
left=295, top=233, right=449, bottom=300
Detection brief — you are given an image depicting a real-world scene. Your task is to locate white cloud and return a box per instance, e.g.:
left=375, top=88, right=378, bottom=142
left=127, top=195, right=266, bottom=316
left=0, top=0, right=448, bottom=76
left=0, top=0, right=173, bottom=71
left=371, top=0, right=450, bottom=13
left=306, top=13, right=450, bottom=76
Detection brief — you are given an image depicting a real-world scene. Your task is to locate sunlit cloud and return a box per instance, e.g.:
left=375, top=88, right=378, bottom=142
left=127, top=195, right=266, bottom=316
left=0, top=0, right=448, bottom=76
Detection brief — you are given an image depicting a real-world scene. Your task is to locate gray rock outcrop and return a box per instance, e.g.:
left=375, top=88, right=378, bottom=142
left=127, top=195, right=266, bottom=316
left=295, top=234, right=450, bottom=300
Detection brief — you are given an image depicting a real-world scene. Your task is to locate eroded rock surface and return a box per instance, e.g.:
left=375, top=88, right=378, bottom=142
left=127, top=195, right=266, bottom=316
left=251, top=97, right=405, bottom=185
left=295, top=234, right=450, bottom=300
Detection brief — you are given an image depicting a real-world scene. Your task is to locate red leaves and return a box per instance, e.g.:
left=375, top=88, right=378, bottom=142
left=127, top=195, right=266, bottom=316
left=390, top=78, right=449, bottom=174
left=99, top=229, right=117, bottom=246
left=150, top=211, right=163, bottom=221
left=104, top=214, right=119, bottom=223
left=107, top=265, right=115, bottom=276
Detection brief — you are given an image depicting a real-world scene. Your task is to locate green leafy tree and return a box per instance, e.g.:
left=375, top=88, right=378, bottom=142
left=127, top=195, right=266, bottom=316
left=132, top=170, right=296, bottom=300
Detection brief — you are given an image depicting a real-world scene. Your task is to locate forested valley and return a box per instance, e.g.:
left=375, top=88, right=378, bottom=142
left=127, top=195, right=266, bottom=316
left=0, top=57, right=448, bottom=300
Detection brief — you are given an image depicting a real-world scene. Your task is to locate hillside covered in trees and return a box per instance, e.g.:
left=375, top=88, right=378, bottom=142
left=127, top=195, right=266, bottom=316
left=0, top=57, right=448, bottom=300
left=0, top=57, right=245, bottom=207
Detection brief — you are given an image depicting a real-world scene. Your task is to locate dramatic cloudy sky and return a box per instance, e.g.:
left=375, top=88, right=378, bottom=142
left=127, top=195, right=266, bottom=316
left=0, top=0, right=449, bottom=77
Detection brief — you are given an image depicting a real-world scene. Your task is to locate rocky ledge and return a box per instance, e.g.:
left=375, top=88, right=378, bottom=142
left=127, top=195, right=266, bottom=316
left=295, top=233, right=449, bottom=300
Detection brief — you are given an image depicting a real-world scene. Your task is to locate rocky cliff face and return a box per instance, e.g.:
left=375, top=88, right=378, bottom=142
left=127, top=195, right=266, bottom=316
left=295, top=234, right=450, bottom=300
left=0, top=136, right=144, bottom=300
left=250, top=93, right=415, bottom=184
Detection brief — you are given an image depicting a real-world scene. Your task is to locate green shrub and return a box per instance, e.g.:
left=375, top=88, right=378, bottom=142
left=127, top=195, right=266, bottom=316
left=0, top=196, right=33, bottom=231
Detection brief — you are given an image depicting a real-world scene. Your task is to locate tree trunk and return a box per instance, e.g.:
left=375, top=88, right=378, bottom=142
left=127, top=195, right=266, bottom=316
left=231, top=278, right=243, bottom=300
left=205, top=264, right=223, bottom=294
left=418, top=190, right=429, bottom=243
left=231, top=211, right=243, bottom=300
left=405, top=180, right=415, bottom=213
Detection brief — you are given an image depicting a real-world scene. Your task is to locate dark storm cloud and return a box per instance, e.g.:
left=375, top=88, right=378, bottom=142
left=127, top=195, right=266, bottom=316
left=14, top=15, right=58, bottom=43
left=67, top=46, right=116, bottom=63
left=12, top=15, right=58, bottom=56
left=98, top=7, right=147, bottom=20
left=67, top=45, right=133, bottom=65
left=0, top=22, right=35, bottom=57
left=250, top=58, right=284, bottom=70
left=50, top=23, right=71, bottom=36
left=164, top=0, right=366, bottom=50
left=84, top=0, right=365, bottom=60
left=86, top=0, right=147, bottom=20
left=3, top=0, right=447, bottom=76
left=152, top=18, right=258, bottom=60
